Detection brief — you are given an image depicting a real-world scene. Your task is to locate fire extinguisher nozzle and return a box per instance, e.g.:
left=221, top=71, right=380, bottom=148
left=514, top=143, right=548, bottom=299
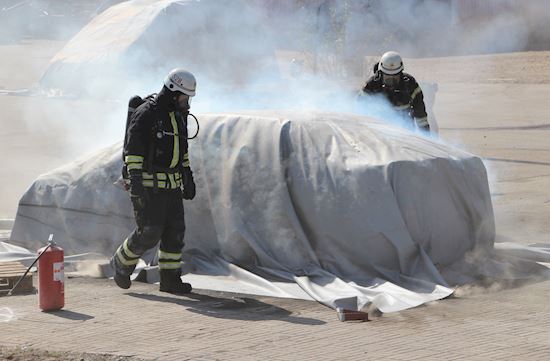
left=48, top=233, right=56, bottom=246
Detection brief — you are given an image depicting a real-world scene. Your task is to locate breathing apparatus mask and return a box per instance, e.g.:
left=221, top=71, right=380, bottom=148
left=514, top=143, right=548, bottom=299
left=172, top=92, right=199, bottom=139
left=381, top=72, right=402, bottom=89
left=174, top=92, right=192, bottom=112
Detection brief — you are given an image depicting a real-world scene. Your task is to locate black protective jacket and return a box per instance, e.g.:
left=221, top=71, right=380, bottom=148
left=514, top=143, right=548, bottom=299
left=124, top=91, right=190, bottom=189
left=362, top=72, right=429, bottom=130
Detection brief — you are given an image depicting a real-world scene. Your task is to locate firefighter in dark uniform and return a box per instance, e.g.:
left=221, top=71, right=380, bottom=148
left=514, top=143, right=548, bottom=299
left=110, top=68, right=197, bottom=294
left=360, top=51, right=430, bottom=132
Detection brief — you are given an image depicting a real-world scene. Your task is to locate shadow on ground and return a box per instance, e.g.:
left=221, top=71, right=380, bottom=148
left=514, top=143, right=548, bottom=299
left=46, top=309, right=94, bottom=321
left=127, top=292, right=326, bottom=325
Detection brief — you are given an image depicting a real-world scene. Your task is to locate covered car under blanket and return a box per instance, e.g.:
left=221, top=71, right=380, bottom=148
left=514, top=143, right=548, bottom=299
left=11, top=111, right=495, bottom=312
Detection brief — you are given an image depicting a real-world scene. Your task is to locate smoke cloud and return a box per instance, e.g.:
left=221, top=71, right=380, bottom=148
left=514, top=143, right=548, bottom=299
left=1, top=0, right=550, bottom=219
left=26, top=0, right=550, bottom=125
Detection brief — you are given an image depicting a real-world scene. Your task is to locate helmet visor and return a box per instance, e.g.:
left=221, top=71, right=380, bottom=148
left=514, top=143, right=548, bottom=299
left=382, top=73, right=401, bottom=88
left=175, top=93, right=191, bottom=111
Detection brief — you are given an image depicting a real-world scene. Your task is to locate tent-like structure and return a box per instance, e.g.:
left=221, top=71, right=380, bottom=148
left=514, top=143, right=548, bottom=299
left=39, top=0, right=277, bottom=96
left=11, top=111, right=496, bottom=312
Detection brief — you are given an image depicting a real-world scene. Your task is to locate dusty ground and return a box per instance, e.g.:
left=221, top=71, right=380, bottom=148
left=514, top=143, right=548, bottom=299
left=1, top=277, right=549, bottom=360
left=408, top=54, right=550, bottom=245
left=0, top=345, right=140, bottom=361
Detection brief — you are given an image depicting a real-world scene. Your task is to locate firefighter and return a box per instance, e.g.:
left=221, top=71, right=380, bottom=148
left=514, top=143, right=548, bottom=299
left=110, top=68, right=197, bottom=294
left=360, top=51, right=430, bottom=132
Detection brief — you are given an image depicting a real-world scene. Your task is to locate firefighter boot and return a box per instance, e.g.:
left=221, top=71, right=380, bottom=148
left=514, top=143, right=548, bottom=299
left=159, top=269, right=192, bottom=295
left=110, top=256, right=132, bottom=289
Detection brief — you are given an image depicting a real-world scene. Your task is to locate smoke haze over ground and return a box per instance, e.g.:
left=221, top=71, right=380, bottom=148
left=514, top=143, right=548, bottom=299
left=1, top=0, right=550, bottom=222
left=3, top=0, right=550, bottom=104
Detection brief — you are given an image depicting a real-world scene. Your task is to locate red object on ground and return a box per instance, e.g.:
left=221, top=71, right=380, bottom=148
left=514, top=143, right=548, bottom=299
left=337, top=308, right=369, bottom=322
left=37, top=244, right=64, bottom=311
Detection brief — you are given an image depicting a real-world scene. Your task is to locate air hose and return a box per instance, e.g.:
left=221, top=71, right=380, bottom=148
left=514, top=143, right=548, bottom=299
left=187, top=113, right=199, bottom=139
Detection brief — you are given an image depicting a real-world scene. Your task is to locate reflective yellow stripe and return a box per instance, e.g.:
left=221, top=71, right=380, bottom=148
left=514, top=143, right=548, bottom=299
left=158, top=250, right=182, bottom=260
left=142, top=179, right=182, bottom=188
left=127, top=163, right=142, bottom=171
left=141, top=171, right=182, bottom=189
left=142, top=172, right=167, bottom=180
left=395, top=103, right=410, bottom=110
left=182, top=153, right=190, bottom=167
left=125, top=155, right=144, bottom=163
left=411, top=86, right=422, bottom=100
left=169, top=112, right=179, bottom=168
left=125, top=155, right=143, bottom=171
left=415, top=117, right=429, bottom=127
left=159, top=261, right=181, bottom=270
left=116, top=247, right=139, bottom=266
left=143, top=180, right=166, bottom=188
left=142, top=172, right=182, bottom=180
left=123, top=238, right=139, bottom=258
left=168, top=173, right=176, bottom=188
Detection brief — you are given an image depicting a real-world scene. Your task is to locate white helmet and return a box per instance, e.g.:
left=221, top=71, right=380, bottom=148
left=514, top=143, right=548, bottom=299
left=164, top=68, right=196, bottom=96
left=379, top=51, right=404, bottom=75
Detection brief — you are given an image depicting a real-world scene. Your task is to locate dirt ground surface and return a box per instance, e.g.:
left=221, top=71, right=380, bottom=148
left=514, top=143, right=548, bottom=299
left=0, top=345, right=138, bottom=361
left=1, top=39, right=550, bottom=360
left=0, top=276, right=549, bottom=360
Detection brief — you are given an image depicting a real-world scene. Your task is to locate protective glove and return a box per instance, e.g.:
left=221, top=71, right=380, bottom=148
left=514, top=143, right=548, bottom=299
left=414, top=117, right=430, bottom=132
left=128, top=169, right=148, bottom=209
left=182, top=168, right=196, bottom=200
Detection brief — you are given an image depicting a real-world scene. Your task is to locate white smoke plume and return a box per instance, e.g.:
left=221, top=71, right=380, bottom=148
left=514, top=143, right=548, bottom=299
left=6, top=0, right=550, bottom=125
left=1, top=0, right=550, bottom=219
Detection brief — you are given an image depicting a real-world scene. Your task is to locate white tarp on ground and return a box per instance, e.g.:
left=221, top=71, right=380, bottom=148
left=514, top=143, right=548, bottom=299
left=10, top=111, right=497, bottom=312
left=0, top=241, right=34, bottom=262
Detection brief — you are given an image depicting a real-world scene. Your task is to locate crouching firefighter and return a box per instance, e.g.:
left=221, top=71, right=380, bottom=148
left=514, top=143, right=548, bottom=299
left=359, top=51, right=431, bottom=133
left=110, top=68, right=198, bottom=294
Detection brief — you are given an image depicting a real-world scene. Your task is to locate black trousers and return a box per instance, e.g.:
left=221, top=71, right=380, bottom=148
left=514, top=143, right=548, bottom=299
left=115, top=188, right=185, bottom=274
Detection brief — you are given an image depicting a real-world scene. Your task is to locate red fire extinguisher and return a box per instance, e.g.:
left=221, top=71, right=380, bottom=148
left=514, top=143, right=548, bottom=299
left=37, top=234, right=64, bottom=311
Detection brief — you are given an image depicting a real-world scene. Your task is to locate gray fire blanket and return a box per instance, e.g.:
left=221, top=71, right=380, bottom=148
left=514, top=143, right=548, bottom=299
left=10, top=111, right=496, bottom=312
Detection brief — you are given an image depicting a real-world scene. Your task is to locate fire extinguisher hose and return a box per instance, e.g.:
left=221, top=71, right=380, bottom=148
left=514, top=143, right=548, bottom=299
left=7, top=236, right=54, bottom=296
